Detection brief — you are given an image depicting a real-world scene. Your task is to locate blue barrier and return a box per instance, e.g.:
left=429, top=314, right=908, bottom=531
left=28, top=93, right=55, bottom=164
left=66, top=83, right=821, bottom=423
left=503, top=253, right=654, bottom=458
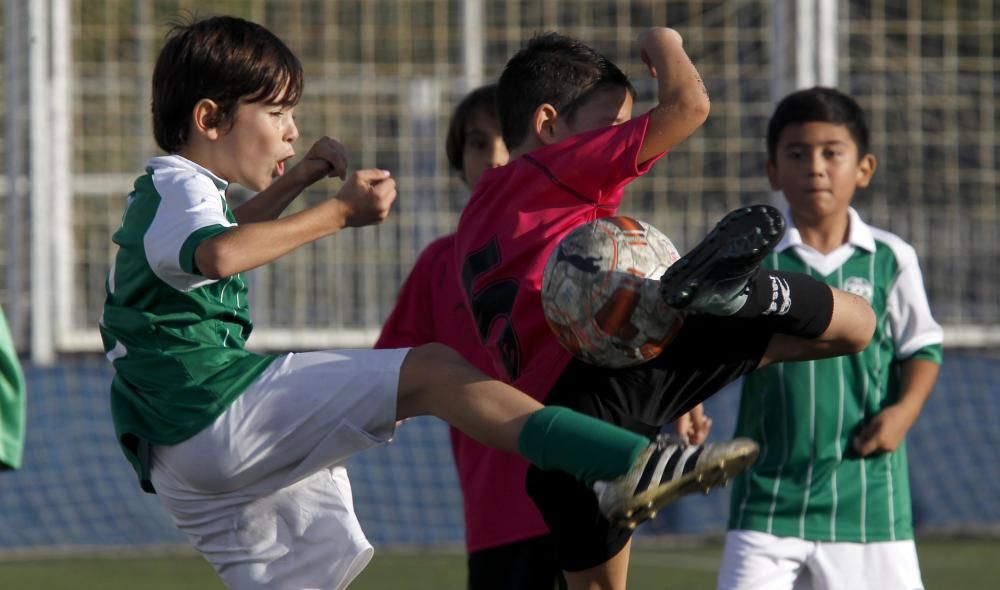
left=1, top=352, right=997, bottom=550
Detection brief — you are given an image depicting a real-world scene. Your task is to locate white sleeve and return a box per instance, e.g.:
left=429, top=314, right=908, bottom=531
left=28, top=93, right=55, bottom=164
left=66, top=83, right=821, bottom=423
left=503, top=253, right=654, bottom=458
left=144, top=169, right=235, bottom=291
left=886, top=242, right=943, bottom=359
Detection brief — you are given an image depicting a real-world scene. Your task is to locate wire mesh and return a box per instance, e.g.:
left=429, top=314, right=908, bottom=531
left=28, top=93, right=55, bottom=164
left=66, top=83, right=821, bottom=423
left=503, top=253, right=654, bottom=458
left=1, top=0, right=995, bottom=350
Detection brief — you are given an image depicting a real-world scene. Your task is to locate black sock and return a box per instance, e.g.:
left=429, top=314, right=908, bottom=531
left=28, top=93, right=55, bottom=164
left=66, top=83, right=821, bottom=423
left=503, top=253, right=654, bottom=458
left=733, top=270, right=834, bottom=338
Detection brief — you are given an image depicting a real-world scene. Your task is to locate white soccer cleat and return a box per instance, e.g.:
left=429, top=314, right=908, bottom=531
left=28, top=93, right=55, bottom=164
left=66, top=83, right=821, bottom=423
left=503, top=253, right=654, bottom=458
left=594, top=435, right=759, bottom=530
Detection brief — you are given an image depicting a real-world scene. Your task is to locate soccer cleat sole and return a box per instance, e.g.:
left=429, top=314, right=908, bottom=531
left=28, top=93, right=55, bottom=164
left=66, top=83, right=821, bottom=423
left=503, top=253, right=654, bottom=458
left=607, top=439, right=760, bottom=530
left=660, top=205, right=785, bottom=310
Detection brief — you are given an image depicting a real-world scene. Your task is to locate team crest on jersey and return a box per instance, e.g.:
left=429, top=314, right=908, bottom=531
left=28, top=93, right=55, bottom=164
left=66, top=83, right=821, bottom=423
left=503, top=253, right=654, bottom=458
left=843, top=276, right=874, bottom=303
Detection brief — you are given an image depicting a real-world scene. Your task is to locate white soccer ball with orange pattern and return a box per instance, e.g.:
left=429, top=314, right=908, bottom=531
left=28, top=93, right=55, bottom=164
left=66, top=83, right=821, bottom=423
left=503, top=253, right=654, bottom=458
left=541, top=216, right=684, bottom=368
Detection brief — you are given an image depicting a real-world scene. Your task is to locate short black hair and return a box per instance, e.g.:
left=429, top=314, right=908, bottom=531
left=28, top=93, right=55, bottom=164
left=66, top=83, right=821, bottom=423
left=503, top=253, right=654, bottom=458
left=767, top=87, right=870, bottom=161
left=497, top=32, right=636, bottom=150
left=152, top=15, right=303, bottom=153
left=444, top=84, right=499, bottom=173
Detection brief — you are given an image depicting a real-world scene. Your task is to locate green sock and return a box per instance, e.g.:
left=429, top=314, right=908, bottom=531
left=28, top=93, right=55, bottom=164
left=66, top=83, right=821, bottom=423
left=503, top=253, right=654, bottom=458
left=517, top=406, right=649, bottom=484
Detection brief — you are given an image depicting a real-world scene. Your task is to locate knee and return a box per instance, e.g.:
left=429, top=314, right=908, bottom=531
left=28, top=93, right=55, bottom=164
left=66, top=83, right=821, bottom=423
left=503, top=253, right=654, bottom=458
left=403, top=343, right=468, bottom=387
left=409, top=342, right=464, bottom=367
left=397, top=343, right=474, bottom=417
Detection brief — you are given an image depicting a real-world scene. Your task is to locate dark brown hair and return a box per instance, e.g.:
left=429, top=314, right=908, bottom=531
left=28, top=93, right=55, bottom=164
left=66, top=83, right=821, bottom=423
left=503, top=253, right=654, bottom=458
left=151, top=15, right=303, bottom=153
left=498, top=32, right=635, bottom=150
left=767, top=87, right=871, bottom=161
left=444, top=84, right=499, bottom=173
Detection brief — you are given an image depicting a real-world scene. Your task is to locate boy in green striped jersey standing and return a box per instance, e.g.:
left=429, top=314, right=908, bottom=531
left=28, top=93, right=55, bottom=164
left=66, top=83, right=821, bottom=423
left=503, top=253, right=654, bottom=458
left=718, top=87, right=943, bottom=590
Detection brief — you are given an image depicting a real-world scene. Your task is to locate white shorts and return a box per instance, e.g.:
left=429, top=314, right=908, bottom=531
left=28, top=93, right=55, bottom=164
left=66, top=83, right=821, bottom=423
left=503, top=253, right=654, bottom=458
left=717, top=530, right=923, bottom=590
left=151, top=348, right=410, bottom=590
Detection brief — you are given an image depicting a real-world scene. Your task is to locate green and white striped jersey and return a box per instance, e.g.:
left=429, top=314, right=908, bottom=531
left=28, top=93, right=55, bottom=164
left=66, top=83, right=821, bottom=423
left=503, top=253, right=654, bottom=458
left=729, top=207, right=943, bottom=542
left=100, top=155, right=276, bottom=491
left=0, top=305, right=26, bottom=470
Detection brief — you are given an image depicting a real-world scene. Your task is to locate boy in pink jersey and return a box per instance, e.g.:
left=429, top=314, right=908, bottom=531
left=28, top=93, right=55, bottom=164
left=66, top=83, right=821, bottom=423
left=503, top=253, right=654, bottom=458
left=377, top=85, right=563, bottom=589
left=454, top=29, right=876, bottom=590
left=380, top=84, right=713, bottom=590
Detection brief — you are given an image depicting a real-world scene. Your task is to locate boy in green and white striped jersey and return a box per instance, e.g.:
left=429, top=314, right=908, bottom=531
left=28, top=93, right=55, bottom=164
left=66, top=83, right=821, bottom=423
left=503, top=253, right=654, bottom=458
left=718, top=87, right=943, bottom=590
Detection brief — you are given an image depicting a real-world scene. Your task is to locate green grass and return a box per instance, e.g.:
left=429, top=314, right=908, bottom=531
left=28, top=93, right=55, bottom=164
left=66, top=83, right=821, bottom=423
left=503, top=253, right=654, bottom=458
left=0, top=538, right=996, bottom=589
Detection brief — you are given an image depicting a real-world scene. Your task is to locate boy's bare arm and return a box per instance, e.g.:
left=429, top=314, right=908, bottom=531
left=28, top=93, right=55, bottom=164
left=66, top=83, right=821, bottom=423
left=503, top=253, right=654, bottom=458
left=195, top=169, right=396, bottom=279
left=234, top=137, right=350, bottom=224
left=853, top=358, right=939, bottom=456
left=637, top=27, right=711, bottom=164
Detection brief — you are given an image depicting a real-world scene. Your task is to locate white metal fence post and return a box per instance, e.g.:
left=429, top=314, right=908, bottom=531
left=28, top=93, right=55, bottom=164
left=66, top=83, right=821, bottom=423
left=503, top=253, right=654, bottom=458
left=462, top=0, right=484, bottom=92
left=5, top=0, right=26, bottom=344
left=52, top=0, right=73, bottom=355
left=28, top=0, right=54, bottom=364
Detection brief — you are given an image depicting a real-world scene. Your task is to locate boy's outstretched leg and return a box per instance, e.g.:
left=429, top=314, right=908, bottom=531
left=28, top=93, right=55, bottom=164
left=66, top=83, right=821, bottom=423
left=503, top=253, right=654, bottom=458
left=661, top=204, right=837, bottom=335
left=661, top=204, right=875, bottom=361
left=395, top=344, right=758, bottom=529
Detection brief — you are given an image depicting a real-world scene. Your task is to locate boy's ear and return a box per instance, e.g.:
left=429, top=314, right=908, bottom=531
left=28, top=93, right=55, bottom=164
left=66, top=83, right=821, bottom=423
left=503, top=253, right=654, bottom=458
left=855, top=153, right=877, bottom=188
left=766, top=159, right=780, bottom=190
left=531, top=103, right=561, bottom=145
left=191, top=99, right=223, bottom=140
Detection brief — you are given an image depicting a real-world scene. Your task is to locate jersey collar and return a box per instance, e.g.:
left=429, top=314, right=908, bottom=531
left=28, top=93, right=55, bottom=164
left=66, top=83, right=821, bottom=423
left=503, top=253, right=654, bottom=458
left=145, top=154, right=229, bottom=191
left=772, top=207, right=877, bottom=276
left=774, top=206, right=876, bottom=254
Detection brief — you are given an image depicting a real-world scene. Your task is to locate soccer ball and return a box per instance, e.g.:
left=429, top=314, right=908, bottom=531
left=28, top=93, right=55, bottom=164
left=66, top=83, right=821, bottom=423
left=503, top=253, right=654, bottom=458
left=541, top=216, right=684, bottom=368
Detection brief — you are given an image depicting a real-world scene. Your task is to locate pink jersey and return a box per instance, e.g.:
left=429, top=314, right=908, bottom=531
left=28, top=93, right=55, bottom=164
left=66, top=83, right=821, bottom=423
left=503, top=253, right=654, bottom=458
left=454, top=113, right=663, bottom=400
left=375, top=234, right=550, bottom=552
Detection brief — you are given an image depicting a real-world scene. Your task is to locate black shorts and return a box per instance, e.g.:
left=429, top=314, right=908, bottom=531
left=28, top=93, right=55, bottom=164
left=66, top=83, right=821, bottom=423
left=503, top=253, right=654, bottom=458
left=467, top=534, right=566, bottom=590
left=527, top=315, right=773, bottom=571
